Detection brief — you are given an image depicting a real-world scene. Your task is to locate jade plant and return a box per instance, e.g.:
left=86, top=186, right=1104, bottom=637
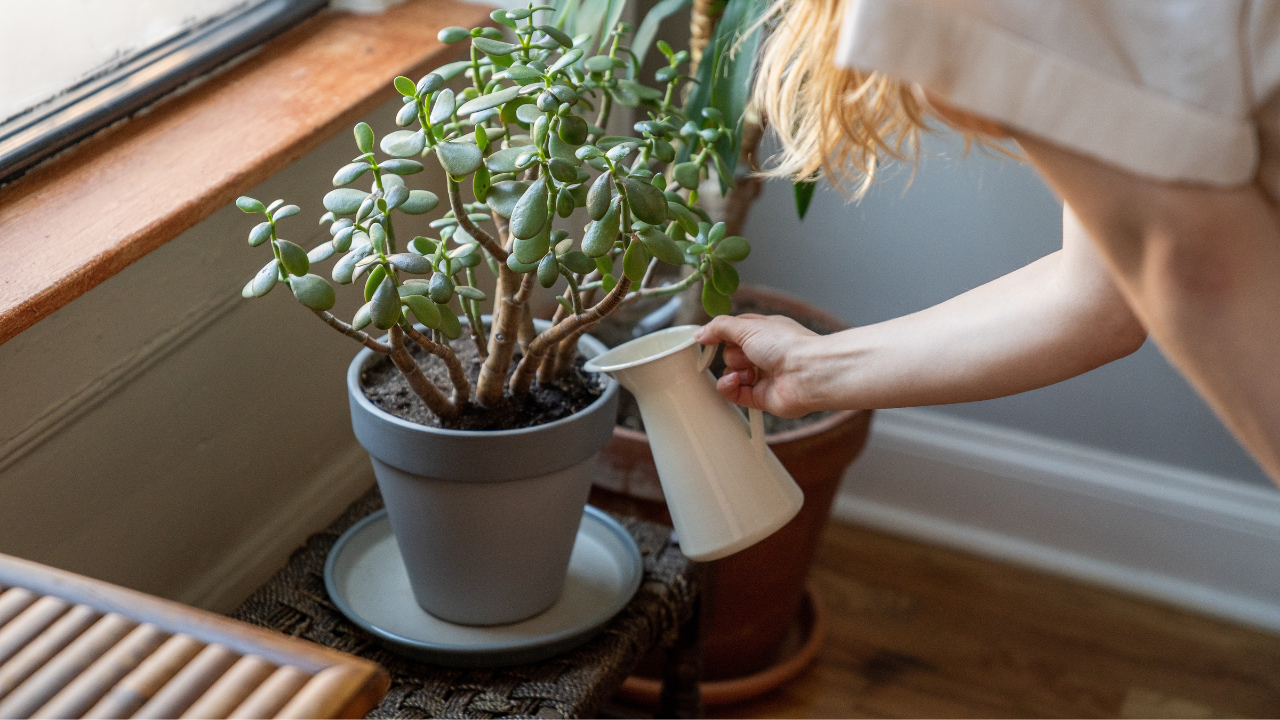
left=235, top=4, right=751, bottom=422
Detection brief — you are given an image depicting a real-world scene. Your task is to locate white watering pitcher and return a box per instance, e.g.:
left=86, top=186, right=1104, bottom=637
left=584, top=325, right=804, bottom=561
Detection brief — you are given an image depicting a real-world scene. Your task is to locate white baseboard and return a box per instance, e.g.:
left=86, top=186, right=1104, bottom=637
left=176, top=443, right=375, bottom=613
left=834, top=408, right=1280, bottom=634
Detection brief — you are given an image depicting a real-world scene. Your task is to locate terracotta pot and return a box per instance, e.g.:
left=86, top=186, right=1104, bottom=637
left=589, top=286, right=873, bottom=685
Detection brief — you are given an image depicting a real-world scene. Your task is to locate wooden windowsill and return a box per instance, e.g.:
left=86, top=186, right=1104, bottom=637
left=0, top=0, right=491, bottom=346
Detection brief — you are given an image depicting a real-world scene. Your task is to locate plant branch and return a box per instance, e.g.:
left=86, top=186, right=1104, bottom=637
left=403, top=324, right=471, bottom=407
left=510, top=275, right=632, bottom=399
left=388, top=325, right=458, bottom=419
left=313, top=309, right=392, bottom=354
left=448, top=178, right=508, bottom=262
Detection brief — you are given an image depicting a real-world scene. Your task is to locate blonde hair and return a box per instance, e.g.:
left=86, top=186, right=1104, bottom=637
left=752, top=0, right=990, bottom=197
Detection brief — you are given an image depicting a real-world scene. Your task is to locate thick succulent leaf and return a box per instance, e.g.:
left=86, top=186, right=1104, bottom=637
left=323, top=188, right=369, bottom=215
left=251, top=259, right=279, bottom=296
left=381, top=130, right=426, bottom=158
left=581, top=197, right=620, bottom=257
left=400, top=189, right=440, bottom=215
left=332, top=243, right=373, bottom=284
left=404, top=294, right=442, bottom=329
left=514, top=223, right=552, bottom=264
left=714, top=235, right=750, bottom=262
left=275, top=240, right=310, bottom=276
left=639, top=227, right=685, bottom=266
left=473, top=36, right=518, bottom=55
left=272, top=204, right=301, bottom=221
left=560, top=250, right=596, bottom=275
left=486, top=180, right=530, bottom=218
left=289, top=274, right=336, bottom=310
left=667, top=201, right=700, bottom=236
left=486, top=146, right=526, bottom=174
left=429, top=88, right=456, bottom=126
left=333, top=162, right=371, bottom=187
left=587, top=173, right=612, bottom=220
left=428, top=273, right=455, bottom=304
left=456, top=85, right=522, bottom=117
left=622, top=238, right=648, bottom=281
left=370, top=277, right=402, bottom=330
left=711, top=256, right=740, bottom=295
left=621, top=177, right=668, bottom=225
left=381, top=159, right=424, bottom=176
left=236, top=196, right=265, bottom=213
left=438, top=305, right=463, bottom=339
left=383, top=184, right=410, bottom=212
left=354, top=122, right=375, bottom=153
left=702, top=279, right=732, bottom=317
left=248, top=222, right=272, bottom=247
left=435, top=142, right=484, bottom=176
left=388, top=253, right=433, bottom=274
left=307, top=241, right=336, bottom=264
left=352, top=302, right=373, bottom=331
left=509, top=176, right=550, bottom=240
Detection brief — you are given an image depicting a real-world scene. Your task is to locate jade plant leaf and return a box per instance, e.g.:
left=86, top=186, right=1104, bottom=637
left=435, top=142, right=484, bottom=176
left=288, top=274, right=336, bottom=310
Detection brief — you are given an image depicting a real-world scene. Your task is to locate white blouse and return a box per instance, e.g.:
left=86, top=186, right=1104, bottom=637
left=835, top=0, right=1280, bottom=198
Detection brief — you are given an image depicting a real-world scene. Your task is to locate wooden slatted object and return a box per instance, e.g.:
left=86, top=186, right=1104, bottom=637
left=0, top=557, right=389, bottom=719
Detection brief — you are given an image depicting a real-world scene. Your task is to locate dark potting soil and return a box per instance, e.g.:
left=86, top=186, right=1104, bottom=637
left=614, top=293, right=841, bottom=436
left=360, top=336, right=604, bottom=432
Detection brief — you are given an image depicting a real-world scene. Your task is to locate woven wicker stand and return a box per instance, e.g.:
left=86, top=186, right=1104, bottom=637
left=233, top=488, right=704, bottom=719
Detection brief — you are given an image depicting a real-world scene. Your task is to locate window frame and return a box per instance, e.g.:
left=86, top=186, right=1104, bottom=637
left=0, top=0, right=328, bottom=183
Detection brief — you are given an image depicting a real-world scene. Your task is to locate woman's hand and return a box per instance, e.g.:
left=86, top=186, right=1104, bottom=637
left=694, top=314, right=820, bottom=417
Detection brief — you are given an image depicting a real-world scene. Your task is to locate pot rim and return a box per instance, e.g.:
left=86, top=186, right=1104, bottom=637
left=348, top=319, right=617, bottom=439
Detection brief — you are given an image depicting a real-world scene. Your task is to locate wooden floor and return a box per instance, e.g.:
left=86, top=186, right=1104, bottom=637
left=703, top=520, right=1280, bottom=719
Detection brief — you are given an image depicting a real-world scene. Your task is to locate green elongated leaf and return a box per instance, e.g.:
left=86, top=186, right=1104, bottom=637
left=681, top=0, right=768, bottom=180
left=515, top=222, right=552, bottom=264
left=332, top=243, right=372, bottom=284
left=632, top=0, right=691, bottom=67
left=582, top=196, right=620, bottom=256
left=515, top=103, right=544, bottom=125
left=556, top=189, right=576, bottom=217
left=537, top=253, right=560, bottom=287
left=486, top=180, right=531, bottom=218
left=560, top=249, right=596, bottom=274
left=455, top=285, right=486, bottom=301
left=491, top=8, right=517, bottom=28
left=352, top=302, right=373, bottom=331
left=251, top=259, right=279, bottom=296
left=548, top=133, right=579, bottom=164
left=708, top=221, right=727, bottom=244
left=507, top=65, right=544, bottom=84
left=393, top=75, right=417, bottom=96
left=400, top=279, right=431, bottom=296
left=381, top=130, right=426, bottom=157
left=473, top=36, right=517, bottom=56
left=370, top=277, right=401, bottom=330
left=435, top=142, right=484, bottom=176
left=429, top=88, right=456, bottom=126
left=275, top=240, right=309, bottom=276
left=486, top=146, right=526, bottom=173
left=354, top=122, right=374, bottom=153
left=621, top=177, right=667, bottom=224
left=323, top=188, right=368, bottom=215
left=456, top=85, right=522, bottom=117
left=408, top=236, right=437, bottom=255
left=473, top=164, right=491, bottom=202
left=381, top=159, right=424, bottom=176
left=396, top=100, right=418, bottom=127
left=241, top=278, right=255, bottom=298
left=714, top=235, right=750, bottom=262
left=548, top=48, right=583, bottom=74
left=639, top=227, right=685, bottom=265
left=507, top=254, right=540, bottom=273
left=369, top=223, right=388, bottom=254
left=672, top=162, right=700, bottom=190
left=333, top=162, right=371, bottom=187
left=383, top=184, right=411, bottom=212
left=404, top=294, right=442, bottom=329
left=248, top=222, right=272, bottom=247
left=584, top=55, right=614, bottom=73
left=332, top=226, right=355, bottom=252
left=289, top=274, right=336, bottom=310
left=438, top=305, right=462, bottom=339
left=364, top=265, right=388, bottom=301
left=510, top=176, right=550, bottom=240
left=272, top=204, right=300, bottom=221
left=622, top=237, right=648, bottom=281
left=433, top=60, right=471, bottom=81
left=538, top=24, right=573, bottom=47
left=307, top=242, right=336, bottom=264
left=438, top=26, right=470, bottom=43
left=793, top=180, right=817, bottom=220
left=548, top=157, right=578, bottom=183
left=587, top=172, right=612, bottom=220
left=428, top=273, right=455, bottom=303
left=557, top=115, right=589, bottom=145
left=667, top=201, right=699, bottom=235
left=711, top=256, right=739, bottom=294
left=702, top=278, right=732, bottom=317
left=388, top=253, right=432, bottom=274
left=398, top=190, right=439, bottom=216
left=237, top=196, right=265, bottom=213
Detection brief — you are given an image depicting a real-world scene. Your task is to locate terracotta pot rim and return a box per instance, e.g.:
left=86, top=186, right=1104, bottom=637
left=617, top=580, right=828, bottom=707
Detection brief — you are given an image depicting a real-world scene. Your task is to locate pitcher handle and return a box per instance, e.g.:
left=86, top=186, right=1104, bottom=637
left=697, top=343, right=767, bottom=455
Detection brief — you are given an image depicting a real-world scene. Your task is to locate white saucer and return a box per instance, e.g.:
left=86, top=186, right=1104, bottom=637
left=324, top=506, right=643, bottom=667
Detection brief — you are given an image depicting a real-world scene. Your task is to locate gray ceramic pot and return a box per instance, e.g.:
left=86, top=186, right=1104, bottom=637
left=346, top=324, right=619, bottom=626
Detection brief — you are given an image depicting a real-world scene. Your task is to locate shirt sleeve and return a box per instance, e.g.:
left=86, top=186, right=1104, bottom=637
left=834, top=0, right=1258, bottom=185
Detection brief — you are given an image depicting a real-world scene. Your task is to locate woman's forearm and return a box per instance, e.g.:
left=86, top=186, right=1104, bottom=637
left=795, top=209, right=1147, bottom=411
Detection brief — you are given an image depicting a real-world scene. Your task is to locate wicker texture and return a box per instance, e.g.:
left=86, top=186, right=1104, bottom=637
left=232, top=488, right=698, bottom=719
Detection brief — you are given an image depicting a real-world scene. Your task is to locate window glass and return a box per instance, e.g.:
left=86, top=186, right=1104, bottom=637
left=1, top=0, right=248, bottom=123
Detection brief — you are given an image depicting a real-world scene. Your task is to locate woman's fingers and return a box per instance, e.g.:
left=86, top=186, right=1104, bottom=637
left=695, top=315, right=752, bottom=347
left=721, top=343, right=753, bottom=370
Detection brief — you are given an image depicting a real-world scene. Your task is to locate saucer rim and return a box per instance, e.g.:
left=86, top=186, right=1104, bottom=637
left=323, top=505, right=643, bottom=664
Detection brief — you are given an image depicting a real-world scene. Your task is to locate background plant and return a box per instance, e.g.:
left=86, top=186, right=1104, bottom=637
left=236, top=0, right=758, bottom=422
